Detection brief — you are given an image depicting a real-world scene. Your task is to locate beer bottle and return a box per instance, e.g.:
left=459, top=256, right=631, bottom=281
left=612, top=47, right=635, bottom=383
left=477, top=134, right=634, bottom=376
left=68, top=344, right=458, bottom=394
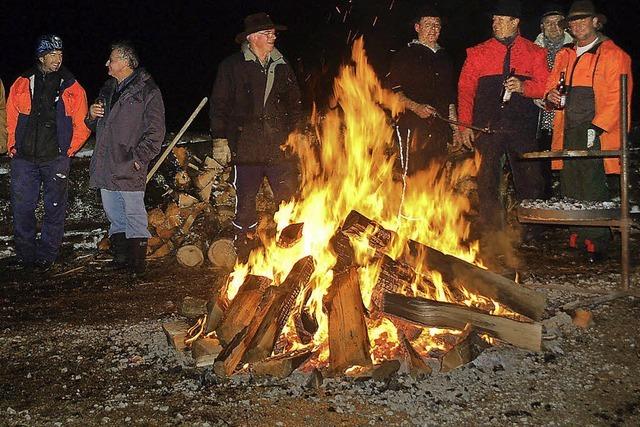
left=500, top=68, right=516, bottom=106
left=556, top=71, right=567, bottom=110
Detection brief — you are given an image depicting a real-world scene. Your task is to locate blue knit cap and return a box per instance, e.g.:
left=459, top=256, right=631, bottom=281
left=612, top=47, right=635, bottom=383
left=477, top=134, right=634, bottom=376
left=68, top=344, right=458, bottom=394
left=35, top=34, right=63, bottom=57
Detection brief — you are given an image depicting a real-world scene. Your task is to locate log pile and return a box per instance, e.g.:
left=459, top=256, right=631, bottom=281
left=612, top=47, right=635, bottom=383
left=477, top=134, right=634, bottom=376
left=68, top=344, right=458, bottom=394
left=165, top=209, right=545, bottom=378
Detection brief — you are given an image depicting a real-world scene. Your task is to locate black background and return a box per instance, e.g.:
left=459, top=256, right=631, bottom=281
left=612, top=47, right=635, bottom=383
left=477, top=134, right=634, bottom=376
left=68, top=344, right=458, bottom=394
left=1, top=0, right=637, bottom=131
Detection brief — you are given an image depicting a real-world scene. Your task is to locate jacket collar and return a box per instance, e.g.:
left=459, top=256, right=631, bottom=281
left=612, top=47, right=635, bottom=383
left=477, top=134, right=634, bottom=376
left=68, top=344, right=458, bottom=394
left=241, top=42, right=284, bottom=65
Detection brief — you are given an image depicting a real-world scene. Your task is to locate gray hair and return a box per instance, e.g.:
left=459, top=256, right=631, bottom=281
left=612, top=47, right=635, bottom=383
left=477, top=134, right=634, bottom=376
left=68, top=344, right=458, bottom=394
left=110, top=41, right=140, bottom=69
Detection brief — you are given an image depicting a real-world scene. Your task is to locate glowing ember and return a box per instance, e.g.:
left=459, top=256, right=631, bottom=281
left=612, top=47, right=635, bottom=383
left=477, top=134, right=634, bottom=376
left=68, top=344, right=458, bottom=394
left=219, top=38, right=501, bottom=371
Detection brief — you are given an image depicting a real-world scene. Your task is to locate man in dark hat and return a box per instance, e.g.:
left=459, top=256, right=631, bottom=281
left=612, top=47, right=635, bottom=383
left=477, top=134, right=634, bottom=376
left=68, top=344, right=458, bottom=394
left=534, top=2, right=574, bottom=197
left=387, top=4, right=459, bottom=175
left=209, top=12, right=302, bottom=262
left=457, top=0, right=549, bottom=258
left=544, top=0, right=633, bottom=262
left=6, top=34, right=90, bottom=271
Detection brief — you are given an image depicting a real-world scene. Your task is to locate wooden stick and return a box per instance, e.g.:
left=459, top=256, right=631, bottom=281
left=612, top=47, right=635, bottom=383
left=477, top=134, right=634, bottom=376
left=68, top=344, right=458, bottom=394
left=146, top=97, right=208, bottom=183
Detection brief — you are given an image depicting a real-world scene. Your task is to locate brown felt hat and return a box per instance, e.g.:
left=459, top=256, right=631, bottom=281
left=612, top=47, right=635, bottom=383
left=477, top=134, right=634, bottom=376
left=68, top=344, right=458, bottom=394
left=235, top=12, right=287, bottom=44
left=566, top=0, right=607, bottom=24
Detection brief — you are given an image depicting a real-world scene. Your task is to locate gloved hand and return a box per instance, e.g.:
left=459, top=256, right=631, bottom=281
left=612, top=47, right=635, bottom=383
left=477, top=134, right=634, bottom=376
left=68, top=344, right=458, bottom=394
left=213, top=138, right=232, bottom=164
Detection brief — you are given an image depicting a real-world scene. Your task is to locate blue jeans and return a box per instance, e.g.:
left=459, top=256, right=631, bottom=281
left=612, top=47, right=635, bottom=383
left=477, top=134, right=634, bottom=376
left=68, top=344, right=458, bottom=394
left=100, top=189, right=151, bottom=238
left=11, top=155, right=71, bottom=263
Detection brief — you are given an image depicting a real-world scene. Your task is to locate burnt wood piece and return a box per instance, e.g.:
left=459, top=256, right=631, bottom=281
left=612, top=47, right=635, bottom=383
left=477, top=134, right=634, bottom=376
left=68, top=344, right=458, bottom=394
left=192, top=337, right=223, bottom=367
left=329, top=231, right=355, bottom=275
left=325, top=267, right=372, bottom=374
left=214, top=286, right=278, bottom=377
left=293, top=286, right=318, bottom=345
left=216, top=274, right=272, bottom=345
left=372, top=254, right=437, bottom=311
left=204, top=274, right=230, bottom=334
left=341, top=210, right=397, bottom=250
left=440, top=328, right=491, bottom=372
left=339, top=210, right=545, bottom=321
left=399, top=333, right=432, bottom=377
left=251, top=349, right=313, bottom=378
left=277, top=223, right=304, bottom=248
left=382, top=293, right=541, bottom=352
left=243, top=256, right=316, bottom=363
left=404, top=240, right=546, bottom=321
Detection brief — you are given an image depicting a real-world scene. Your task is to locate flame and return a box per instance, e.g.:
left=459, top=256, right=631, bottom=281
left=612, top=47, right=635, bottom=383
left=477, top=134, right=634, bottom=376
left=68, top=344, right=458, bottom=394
left=217, top=38, right=507, bottom=368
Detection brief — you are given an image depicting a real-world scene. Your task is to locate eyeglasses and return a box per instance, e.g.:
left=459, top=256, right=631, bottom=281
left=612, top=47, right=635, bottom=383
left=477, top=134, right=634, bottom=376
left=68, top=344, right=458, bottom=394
left=257, top=30, right=277, bottom=38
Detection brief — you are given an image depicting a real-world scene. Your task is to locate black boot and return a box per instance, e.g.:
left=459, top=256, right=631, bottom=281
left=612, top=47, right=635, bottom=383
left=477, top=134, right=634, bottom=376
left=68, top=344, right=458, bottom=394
left=107, top=233, right=128, bottom=270
left=128, top=238, right=148, bottom=277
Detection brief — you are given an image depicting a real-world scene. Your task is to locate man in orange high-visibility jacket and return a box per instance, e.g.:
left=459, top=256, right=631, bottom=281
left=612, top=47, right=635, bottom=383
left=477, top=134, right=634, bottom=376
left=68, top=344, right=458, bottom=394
left=545, top=0, right=632, bottom=263
left=6, top=35, right=90, bottom=271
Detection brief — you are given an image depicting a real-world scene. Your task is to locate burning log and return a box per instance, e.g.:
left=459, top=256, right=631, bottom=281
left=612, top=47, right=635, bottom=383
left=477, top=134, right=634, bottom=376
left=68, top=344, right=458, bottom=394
left=325, top=267, right=372, bottom=374
left=251, top=349, right=313, bottom=378
left=204, top=274, right=230, bottom=334
left=293, top=287, right=318, bottom=344
left=341, top=210, right=396, bottom=250
left=341, top=210, right=545, bottom=321
left=192, top=337, right=223, bottom=367
left=176, top=245, right=205, bottom=268
left=207, top=238, right=237, bottom=271
left=277, top=222, right=304, bottom=248
left=440, top=328, right=491, bottom=372
left=216, top=275, right=272, bottom=345
left=403, top=241, right=546, bottom=321
left=382, top=293, right=541, bottom=352
left=329, top=231, right=355, bottom=275
left=243, top=256, right=316, bottom=363
left=162, top=321, right=190, bottom=352
left=214, top=286, right=279, bottom=376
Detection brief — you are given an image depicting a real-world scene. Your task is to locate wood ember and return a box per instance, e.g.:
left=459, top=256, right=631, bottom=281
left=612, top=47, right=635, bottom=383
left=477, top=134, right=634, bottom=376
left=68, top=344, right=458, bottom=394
left=382, top=293, right=542, bottom=352
left=277, top=223, right=304, bottom=248
left=325, top=267, right=372, bottom=374
left=162, top=321, right=190, bottom=352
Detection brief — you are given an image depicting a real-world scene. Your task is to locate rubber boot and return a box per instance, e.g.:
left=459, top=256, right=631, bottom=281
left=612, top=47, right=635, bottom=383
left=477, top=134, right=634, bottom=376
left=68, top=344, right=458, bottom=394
left=128, top=238, right=148, bottom=277
left=107, top=232, right=128, bottom=270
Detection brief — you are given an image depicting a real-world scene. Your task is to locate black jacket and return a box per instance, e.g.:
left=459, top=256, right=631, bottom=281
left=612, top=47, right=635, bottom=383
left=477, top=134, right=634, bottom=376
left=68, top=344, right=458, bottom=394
left=209, top=43, right=302, bottom=165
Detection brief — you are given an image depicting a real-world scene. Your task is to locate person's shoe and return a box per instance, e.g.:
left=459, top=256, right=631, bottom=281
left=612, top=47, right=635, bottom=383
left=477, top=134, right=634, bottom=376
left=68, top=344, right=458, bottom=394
left=128, top=238, right=148, bottom=277
left=106, top=233, right=128, bottom=271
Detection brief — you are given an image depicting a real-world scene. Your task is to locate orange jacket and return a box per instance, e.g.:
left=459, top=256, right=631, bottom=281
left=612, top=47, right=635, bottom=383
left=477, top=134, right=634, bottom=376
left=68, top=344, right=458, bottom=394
left=546, top=37, right=633, bottom=174
left=7, top=68, right=90, bottom=157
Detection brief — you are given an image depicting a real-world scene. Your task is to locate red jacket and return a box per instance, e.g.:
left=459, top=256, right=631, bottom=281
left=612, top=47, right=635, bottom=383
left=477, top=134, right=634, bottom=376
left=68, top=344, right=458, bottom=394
left=545, top=38, right=633, bottom=174
left=7, top=68, right=90, bottom=157
left=458, top=35, right=549, bottom=130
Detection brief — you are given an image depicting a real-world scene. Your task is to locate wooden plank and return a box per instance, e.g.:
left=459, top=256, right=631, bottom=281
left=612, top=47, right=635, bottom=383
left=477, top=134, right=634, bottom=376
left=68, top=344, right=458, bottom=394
left=216, top=274, right=272, bottom=345
left=251, top=349, right=313, bottom=378
left=325, top=267, right=372, bottom=374
left=204, top=274, right=230, bottom=334
left=440, top=328, right=490, bottom=372
left=382, top=293, right=541, bottom=352
left=192, top=337, right=223, bottom=367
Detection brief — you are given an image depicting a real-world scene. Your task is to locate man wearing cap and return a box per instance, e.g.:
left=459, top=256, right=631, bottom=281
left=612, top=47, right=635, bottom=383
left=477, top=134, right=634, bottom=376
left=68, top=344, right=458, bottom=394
left=534, top=3, right=574, bottom=197
left=209, top=12, right=302, bottom=261
left=458, top=0, right=549, bottom=251
left=387, top=5, right=459, bottom=174
left=545, top=0, right=633, bottom=262
left=6, top=35, right=90, bottom=270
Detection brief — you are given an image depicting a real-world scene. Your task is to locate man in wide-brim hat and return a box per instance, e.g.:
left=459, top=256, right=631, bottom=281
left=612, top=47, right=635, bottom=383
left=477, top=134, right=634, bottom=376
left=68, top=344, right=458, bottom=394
left=209, top=12, right=302, bottom=262
left=544, top=0, right=632, bottom=262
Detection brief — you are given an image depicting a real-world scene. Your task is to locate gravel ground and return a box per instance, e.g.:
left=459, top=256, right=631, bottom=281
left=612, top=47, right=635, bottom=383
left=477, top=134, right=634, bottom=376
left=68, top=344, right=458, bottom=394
left=1, top=230, right=639, bottom=427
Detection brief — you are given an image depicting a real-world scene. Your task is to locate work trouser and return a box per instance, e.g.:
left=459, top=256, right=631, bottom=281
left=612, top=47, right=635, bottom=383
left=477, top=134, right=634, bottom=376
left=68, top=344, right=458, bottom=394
left=560, top=122, right=611, bottom=252
left=475, top=130, right=545, bottom=234
left=10, top=155, right=71, bottom=263
left=232, top=162, right=298, bottom=236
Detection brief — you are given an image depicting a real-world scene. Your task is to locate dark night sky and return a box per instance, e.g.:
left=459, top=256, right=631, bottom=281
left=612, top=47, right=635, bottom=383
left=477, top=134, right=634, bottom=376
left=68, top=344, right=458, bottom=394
left=1, top=0, right=638, bottom=131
